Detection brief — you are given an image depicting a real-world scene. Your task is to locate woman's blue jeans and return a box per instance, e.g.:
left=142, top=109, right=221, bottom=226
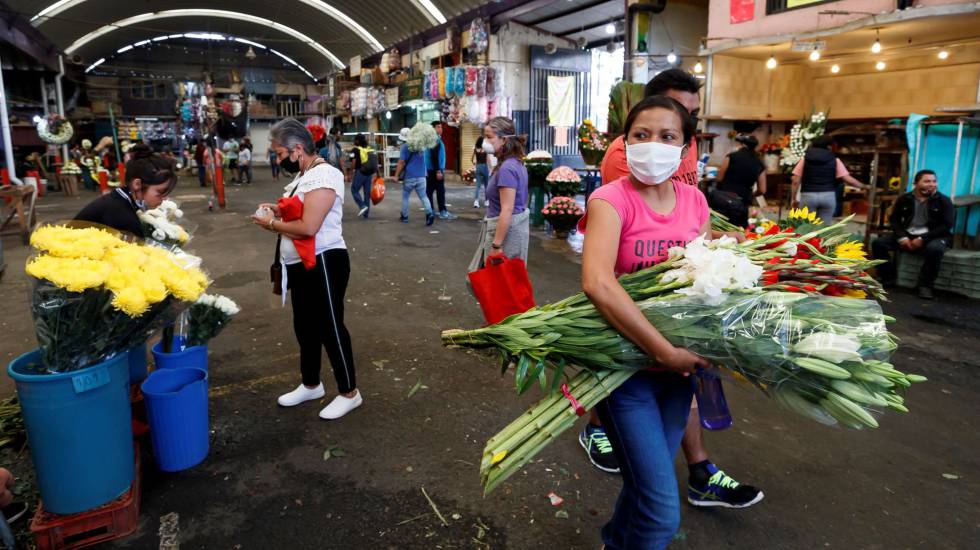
left=596, top=370, right=694, bottom=550
left=352, top=171, right=373, bottom=212
left=474, top=164, right=489, bottom=202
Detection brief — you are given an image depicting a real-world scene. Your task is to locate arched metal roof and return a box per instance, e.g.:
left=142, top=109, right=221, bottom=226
left=6, top=0, right=491, bottom=76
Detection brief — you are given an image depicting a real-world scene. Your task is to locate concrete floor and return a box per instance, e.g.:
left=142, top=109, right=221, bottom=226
left=1, top=172, right=978, bottom=549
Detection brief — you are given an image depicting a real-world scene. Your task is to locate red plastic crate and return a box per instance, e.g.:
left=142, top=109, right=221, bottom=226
left=30, top=444, right=142, bottom=550
left=130, top=385, right=149, bottom=438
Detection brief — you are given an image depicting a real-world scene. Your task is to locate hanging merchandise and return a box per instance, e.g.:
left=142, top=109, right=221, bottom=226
left=465, top=96, right=481, bottom=124
left=486, top=67, right=498, bottom=98
left=477, top=66, right=488, bottom=97
left=351, top=87, right=368, bottom=117
left=547, top=75, right=576, bottom=128
left=366, top=87, right=386, bottom=119
left=465, top=67, right=478, bottom=96
left=388, top=48, right=401, bottom=72
left=447, top=97, right=462, bottom=127
left=438, top=68, right=448, bottom=99
left=429, top=71, right=439, bottom=99
left=468, top=18, right=489, bottom=54
left=180, top=100, right=193, bottom=123
left=454, top=67, right=467, bottom=97
left=423, top=73, right=432, bottom=100
left=338, top=89, right=352, bottom=112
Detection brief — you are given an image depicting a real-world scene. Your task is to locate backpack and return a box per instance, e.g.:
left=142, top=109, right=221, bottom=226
left=359, top=150, right=378, bottom=175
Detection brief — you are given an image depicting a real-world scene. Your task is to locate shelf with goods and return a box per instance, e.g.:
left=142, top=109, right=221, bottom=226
left=830, top=123, right=909, bottom=244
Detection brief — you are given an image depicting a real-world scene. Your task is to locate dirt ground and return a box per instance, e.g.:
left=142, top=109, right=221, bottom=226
left=1, top=171, right=978, bottom=549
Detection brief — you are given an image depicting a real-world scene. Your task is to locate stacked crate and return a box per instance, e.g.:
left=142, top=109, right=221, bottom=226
left=897, top=250, right=980, bottom=298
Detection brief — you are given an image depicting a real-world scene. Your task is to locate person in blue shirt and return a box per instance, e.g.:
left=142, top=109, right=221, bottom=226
left=426, top=121, right=456, bottom=220
left=319, top=127, right=346, bottom=177
left=393, top=127, right=435, bottom=226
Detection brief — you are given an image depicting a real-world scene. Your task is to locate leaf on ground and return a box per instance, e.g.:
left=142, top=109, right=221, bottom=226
left=673, top=530, right=688, bottom=541
left=942, top=473, right=960, bottom=480
left=554, top=510, right=569, bottom=519
left=408, top=378, right=424, bottom=398
left=323, top=444, right=345, bottom=460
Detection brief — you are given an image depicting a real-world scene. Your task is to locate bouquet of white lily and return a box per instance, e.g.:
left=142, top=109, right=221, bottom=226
left=443, top=234, right=922, bottom=494
left=184, top=293, right=239, bottom=348
left=139, top=200, right=190, bottom=248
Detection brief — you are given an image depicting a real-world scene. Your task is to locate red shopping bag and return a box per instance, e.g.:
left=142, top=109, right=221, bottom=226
left=468, top=255, right=536, bottom=325
left=370, top=176, right=385, bottom=205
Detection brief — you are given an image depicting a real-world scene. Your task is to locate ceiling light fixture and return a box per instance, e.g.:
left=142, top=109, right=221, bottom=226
left=667, top=50, right=677, bottom=64
left=871, top=29, right=882, bottom=54
left=875, top=60, right=886, bottom=71
left=938, top=50, right=949, bottom=60
left=809, top=48, right=820, bottom=61
left=693, top=61, right=703, bottom=74
left=605, top=22, right=615, bottom=35
left=831, top=64, right=840, bottom=74
left=766, top=55, right=777, bottom=70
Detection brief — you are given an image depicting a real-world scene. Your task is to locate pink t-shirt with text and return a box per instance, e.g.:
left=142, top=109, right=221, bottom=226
left=579, top=176, right=709, bottom=276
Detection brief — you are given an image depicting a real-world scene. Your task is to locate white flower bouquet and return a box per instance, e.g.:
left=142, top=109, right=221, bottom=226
left=36, top=114, right=73, bottom=145
left=780, top=110, right=828, bottom=169
left=185, top=293, right=240, bottom=347
left=405, top=122, right=438, bottom=152
left=138, top=200, right=190, bottom=248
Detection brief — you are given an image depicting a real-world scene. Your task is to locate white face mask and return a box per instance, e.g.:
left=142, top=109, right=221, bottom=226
left=625, top=141, right=684, bottom=185
left=482, top=140, right=496, bottom=155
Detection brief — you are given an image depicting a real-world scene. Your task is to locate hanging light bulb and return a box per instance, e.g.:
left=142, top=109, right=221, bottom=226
left=809, top=48, right=821, bottom=61
left=693, top=61, right=704, bottom=74
left=871, top=30, right=882, bottom=54
left=831, top=64, right=841, bottom=74
left=875, top=60, right=886, bottom=71
left=667, top=50, right=677, bottom=64
left=938, top=50, right=950, bottom=60
left=766, top=55, right=777, bottom=70
left=605, top=22, right=615, bottom=35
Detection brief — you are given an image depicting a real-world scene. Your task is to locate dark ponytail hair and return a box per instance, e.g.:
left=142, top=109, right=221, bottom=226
left=125, top=144, right=176, bottom=193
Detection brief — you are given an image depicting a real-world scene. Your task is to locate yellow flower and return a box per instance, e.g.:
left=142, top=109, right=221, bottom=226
left=833, top=241, right=867, bottom=261
left=491, top=451, right=508, bottom=465
left=788, top=206, right=823, bottom=225
left=30, top=225, right=123, bottom=260
left=26, top=256, right=110, bottom=291
left=111, top=286, right=150, bottom=316
left=582, top=119, right=592, bottom=126
left=139, top=277, right=168, bottom=304
left=841, top=289, right=867, bottom=299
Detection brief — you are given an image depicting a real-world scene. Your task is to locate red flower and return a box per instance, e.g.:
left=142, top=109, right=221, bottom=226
left=784, top=285, right=802, bottom=293
left=762, top=271, right=780, bottom=285
left=766, top=258, right=781, bottom=265
left=803, top=285, right=818, bottom=292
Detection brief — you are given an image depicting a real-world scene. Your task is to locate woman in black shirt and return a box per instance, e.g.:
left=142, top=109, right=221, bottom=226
left=714, top=135, right=766, bottom=227
left=471, top=136, right=490, bottom=208
left=74, top=144, right=177, bottom=238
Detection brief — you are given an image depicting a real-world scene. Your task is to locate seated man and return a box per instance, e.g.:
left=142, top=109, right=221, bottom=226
left=872, top=169, right=955, bottom=299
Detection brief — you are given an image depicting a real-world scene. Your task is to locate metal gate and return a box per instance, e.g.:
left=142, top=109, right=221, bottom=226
left=527, top=46, right=592, bottom=159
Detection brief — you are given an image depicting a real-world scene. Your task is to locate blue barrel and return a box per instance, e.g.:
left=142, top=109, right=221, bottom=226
left=151, top=336, right=208, bottom=373
left=128, top=343, right=148, bottom=384
left=7, top=350, right=134, bottom=515
left=141, top=368, right=209, bottom=472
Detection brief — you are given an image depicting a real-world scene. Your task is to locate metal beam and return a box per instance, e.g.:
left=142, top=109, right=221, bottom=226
left=587, top=33, right=623, bottom=51
left=491, top=0, right=563, bottom=26
left=527, top=0, right=612, bottom=26
left=558, top=19, right=617, bottom=38
left=0, top=1, right=58, bottom=70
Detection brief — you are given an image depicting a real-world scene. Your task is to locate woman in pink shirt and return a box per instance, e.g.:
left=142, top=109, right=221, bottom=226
left=580, top=95, right=712, bottom=549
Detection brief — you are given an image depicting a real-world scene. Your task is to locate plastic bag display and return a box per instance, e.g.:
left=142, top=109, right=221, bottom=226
left=468, top=18, right=489, bottom=53
left=465, top=67, right=478, bottom=96
left=423, top=73, right=432, bottom=99
left=453, top=67, right=466, bottom=97
left=351, top=87, right=368, bottom=117
left=485, top=67, right=496, bottom=98
left=438, top=69, right=447, bottom=98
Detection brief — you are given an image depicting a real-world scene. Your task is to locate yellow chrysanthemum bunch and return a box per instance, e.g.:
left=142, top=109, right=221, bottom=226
left=787, top=206, right=823, bottom=225
left=30, top=225, right=122, bottom=260
left=833, top=241, right=867, bottom=261
left=26, top=225, right=208, bottom=317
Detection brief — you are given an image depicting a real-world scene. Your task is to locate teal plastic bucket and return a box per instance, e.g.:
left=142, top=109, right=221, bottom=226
left=128, top=343, right=148, bottom=384
left=141, top=368, right=209, bottom=472
left=7, top=350, right=134, bottom=515
left=151, top=336, right=208, bottom=373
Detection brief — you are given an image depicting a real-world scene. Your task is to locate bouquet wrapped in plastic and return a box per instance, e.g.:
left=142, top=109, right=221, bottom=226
left=25, top=224, right=209, bottom=373
left=184, top=293, right=240, bottom=347
left=443, top=223, right=923, bottom=493
left=138, top=199, right=191, bottom=249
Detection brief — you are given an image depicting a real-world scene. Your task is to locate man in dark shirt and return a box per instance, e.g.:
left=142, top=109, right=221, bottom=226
left=871, top=169, right=955, bottom=299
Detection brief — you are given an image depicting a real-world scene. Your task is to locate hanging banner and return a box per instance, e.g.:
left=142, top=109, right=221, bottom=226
left=547, top=75, right=575, bottom=128
left=730, top=0, right=754, bottom=24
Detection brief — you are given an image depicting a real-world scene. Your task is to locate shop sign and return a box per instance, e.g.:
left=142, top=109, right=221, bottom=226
left=792, top=40, right=827, bottom=52
left=349, top=55, right=361, bottom=76
left=400, top=77, right=424, bottom=101
left=730, top=0, right=754, bottom=24
left=385, top=87, right=399, bottom=106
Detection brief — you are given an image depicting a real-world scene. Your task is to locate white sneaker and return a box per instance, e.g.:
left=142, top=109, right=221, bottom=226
left=318, top=391, right=363, bottom=420
left=357, top=206, right=369, bottom=217
left=473, top=200, right=480, bottom=208
left=277, top=383, right=325, bottom=407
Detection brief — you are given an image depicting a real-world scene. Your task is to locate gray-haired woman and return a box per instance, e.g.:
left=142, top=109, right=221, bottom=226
left=468, top=117, right=530, bottom=272
left=251, top=118, right=361, bottom=420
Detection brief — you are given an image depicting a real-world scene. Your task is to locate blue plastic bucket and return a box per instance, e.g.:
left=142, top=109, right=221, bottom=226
left=141, top=368, right=209, bottom=472
left=7, top=350, right=134, bottom=515
left=151, top=336, right=208, bottom=373
left=128, top=343, right=148, bottom=384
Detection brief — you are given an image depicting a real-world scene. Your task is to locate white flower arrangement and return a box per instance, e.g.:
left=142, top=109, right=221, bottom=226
left=661, top=236, right=763, bottom=304
left=36, top=115, right=74, bottom=144
left=525, top=150, right=552, bottom=161
left=406, top=122, right=438, bottom=152
left=195, top=293, right=240, bottom=315
left=780, top=111, right=828, bottom=168
left=61, top=161, right=82, bottom=175
left=185, top=293, right=239, bottom=347
left=138, top=200, right=189, bottom=245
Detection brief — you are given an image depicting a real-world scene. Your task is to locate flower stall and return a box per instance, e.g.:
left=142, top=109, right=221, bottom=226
left=577, top=119, right=609, bottom=167
left=541, top=196, right=584, bottom=239
left=525, top=150, right=553, bottom=226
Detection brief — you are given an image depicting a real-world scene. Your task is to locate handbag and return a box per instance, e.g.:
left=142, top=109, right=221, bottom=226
left=371, top=175, right=386, bottom=205
left=467, top=254, right=536, bottom=325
